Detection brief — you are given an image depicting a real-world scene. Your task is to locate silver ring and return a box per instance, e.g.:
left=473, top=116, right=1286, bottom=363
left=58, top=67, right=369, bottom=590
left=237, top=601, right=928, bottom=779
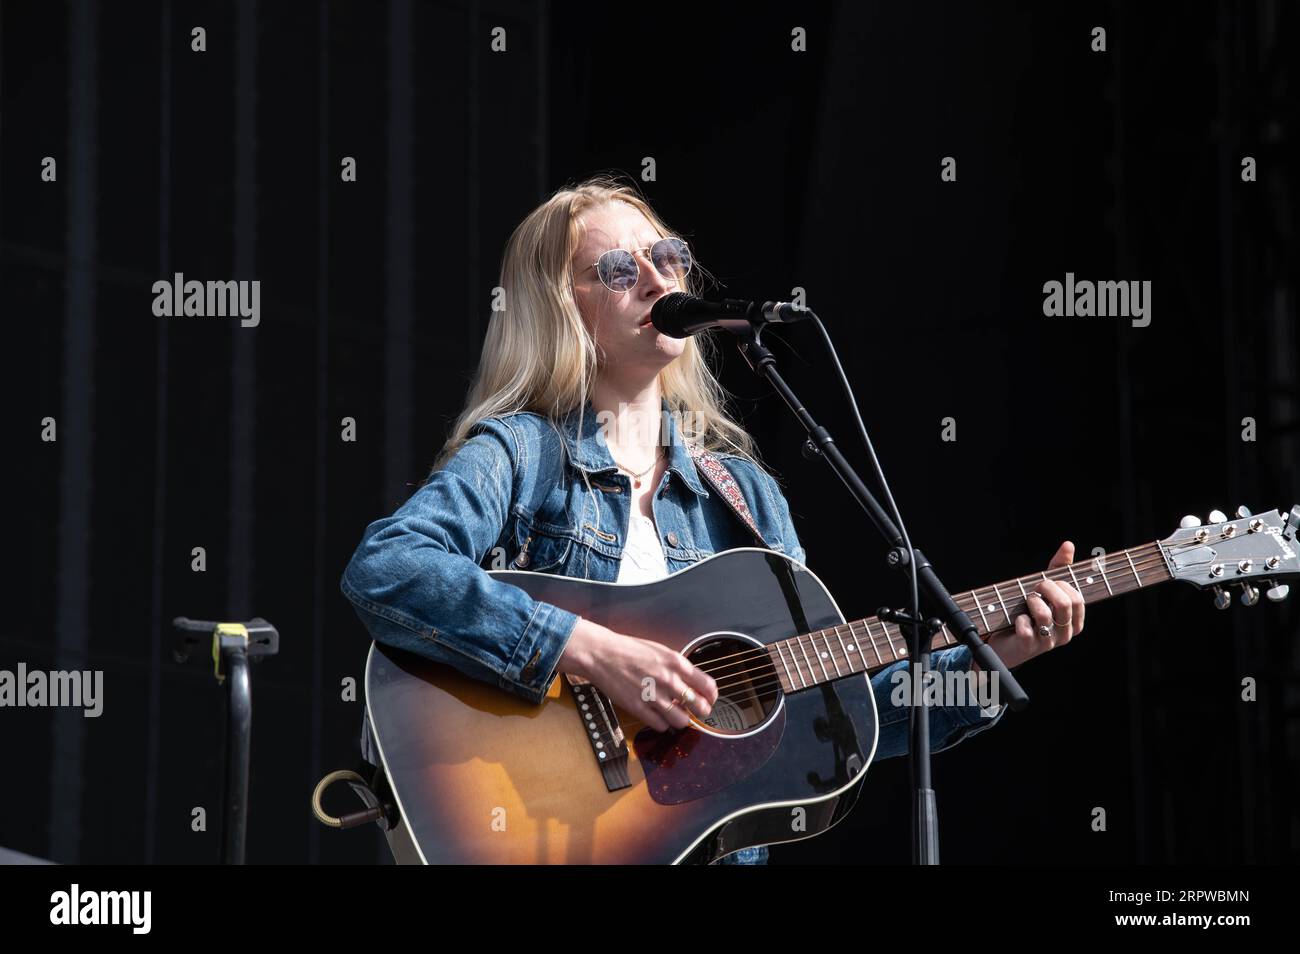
left=1052, top=617, right=1071, bottom=630
left=1037, top=624, right=1053, bottom=638
left=680, top=687, right=697, bottom=706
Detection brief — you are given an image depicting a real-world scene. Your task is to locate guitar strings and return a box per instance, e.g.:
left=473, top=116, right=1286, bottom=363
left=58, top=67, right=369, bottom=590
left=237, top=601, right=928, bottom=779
left=682, top=546, right=1172, bottom=686
left=696, top=551, right=1176, bottom=692
left=636, top=551, right=1173, bottom=712
left=605, top=547, right=1181, bottom=735
left=690, top=550, right=1185, bottom=706
left=691, top=543, right=1169, bottom=673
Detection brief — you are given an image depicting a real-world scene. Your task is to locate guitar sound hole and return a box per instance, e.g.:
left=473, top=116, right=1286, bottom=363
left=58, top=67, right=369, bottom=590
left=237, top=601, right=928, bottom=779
left=685, top=636, right=782, bottom=736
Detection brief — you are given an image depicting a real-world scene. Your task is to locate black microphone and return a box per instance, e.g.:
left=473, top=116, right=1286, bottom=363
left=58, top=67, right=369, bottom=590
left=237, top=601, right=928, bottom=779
left=649, top=292, right=810, bottom=339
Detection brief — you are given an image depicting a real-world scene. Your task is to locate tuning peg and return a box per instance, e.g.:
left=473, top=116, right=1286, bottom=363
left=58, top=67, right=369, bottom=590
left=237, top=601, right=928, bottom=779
left=1266, top=584, right=1290, bottom=603
left=1240, top=584, right=1260, bottom=607
left=1213, top=586, right=1231, bottom=610
left=1208, top=510, right=1228, bottom=524
left=1180, top=514, right=1202, bottom=529
left=1235, top=505, right=1253, bottom=518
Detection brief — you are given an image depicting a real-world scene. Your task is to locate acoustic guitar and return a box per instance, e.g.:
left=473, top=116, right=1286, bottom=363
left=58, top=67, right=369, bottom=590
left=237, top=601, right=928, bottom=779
left=364, top=505, right=1298, bottom=864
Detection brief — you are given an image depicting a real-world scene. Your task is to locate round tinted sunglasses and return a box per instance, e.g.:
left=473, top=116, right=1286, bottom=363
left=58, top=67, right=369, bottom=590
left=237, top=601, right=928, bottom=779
left=585, top=237, right=693, bottom=293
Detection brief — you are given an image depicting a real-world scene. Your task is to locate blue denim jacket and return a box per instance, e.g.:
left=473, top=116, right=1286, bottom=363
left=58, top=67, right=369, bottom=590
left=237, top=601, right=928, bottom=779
left=341, top=397, right=1006, bottom=861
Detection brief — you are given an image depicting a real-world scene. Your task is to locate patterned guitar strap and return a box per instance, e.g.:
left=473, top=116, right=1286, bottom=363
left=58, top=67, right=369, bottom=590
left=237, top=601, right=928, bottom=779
left=684, top=441, right=811, bottom=639
left=684, top=442, right=771, bottom=548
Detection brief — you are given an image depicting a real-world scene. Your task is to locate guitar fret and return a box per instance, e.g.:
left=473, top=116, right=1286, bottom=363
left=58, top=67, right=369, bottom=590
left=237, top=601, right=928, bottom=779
left=806, top=633, right=830, bottom=681
left=834, top=628, right=856, bottom=674
left=971, top=590, right=991, bottom=634
left=885, top=623, right=908, bottom=659
left=1124, top=548, right=1143, bottom=587
left=1015, top=578, right=1031, bottom=614
left=820, top=632, right=841, bottom=678
left=878, top=622, right=894, bottom=660
left=1095, top=556, right=1114, bottom=596
left=1066, top=563, right=1084, bottom=594
left=777, top=641, right=805, bottom=689
left=806, top=634, right=826, bottom=681
left=797, top=636, right=818, bottom=683
left=862, top=620, right=884, bottom=666
left=847, top=622, right=869, bottom=667
left=993, top=583, right=1014, bottom=625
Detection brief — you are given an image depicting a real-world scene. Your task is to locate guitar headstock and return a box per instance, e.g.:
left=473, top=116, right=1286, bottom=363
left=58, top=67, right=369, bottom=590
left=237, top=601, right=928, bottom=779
left=1159, top=505, right=1299, bottom=607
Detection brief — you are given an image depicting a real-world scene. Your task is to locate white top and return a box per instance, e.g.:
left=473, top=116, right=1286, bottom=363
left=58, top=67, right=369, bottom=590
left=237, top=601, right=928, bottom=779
left=616, top=509, right=669, bottom=583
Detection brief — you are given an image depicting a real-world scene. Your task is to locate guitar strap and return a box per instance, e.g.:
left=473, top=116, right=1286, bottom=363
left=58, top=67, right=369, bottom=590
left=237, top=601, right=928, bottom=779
left=685, top=443, right=812, bottom=638
left=684, top=443, right=772, bottom=548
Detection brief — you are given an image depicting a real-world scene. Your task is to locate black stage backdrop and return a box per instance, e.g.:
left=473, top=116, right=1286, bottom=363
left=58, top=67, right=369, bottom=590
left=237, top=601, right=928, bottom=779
left=2, top=0, right=1297, bottom=865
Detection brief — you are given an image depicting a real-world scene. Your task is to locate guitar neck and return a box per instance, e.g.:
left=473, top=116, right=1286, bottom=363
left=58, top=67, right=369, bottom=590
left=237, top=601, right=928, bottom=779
left=767, top=541, right=1172, bottom=693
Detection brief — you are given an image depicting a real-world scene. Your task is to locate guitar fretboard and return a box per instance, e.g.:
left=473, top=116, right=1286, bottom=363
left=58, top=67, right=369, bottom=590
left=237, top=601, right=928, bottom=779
left=765, top=541, right=1172, bottom=693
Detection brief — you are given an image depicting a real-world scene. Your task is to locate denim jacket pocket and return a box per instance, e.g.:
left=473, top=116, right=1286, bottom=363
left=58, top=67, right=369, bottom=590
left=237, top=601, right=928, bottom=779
left=510, top=506, right=574, bottom=571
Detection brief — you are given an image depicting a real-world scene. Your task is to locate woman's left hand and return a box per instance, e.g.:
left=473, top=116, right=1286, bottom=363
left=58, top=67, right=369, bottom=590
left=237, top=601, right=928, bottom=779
left=973, top=540, right=1085, bottom=672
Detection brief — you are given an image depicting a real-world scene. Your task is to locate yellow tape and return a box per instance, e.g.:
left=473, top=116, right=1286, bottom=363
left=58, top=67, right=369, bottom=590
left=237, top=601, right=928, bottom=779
left=212, top=623, right=250, bottom=684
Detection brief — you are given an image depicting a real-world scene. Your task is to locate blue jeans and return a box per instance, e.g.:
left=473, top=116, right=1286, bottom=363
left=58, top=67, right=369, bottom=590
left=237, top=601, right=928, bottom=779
left=714, top=845, right=769, bottom=865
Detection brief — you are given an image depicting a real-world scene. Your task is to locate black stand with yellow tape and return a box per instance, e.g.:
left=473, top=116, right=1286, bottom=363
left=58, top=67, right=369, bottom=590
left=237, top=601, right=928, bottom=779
left=172, top=616, right=280, bottom=864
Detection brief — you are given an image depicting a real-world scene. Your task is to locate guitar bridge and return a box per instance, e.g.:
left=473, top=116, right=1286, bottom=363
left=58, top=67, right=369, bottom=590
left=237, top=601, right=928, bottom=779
left=563, top=674, right=631, bottom=791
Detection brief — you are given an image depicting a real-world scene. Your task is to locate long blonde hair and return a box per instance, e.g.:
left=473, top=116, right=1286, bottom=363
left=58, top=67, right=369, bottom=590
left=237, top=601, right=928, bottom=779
left=431, top=172, right=761, bottom=474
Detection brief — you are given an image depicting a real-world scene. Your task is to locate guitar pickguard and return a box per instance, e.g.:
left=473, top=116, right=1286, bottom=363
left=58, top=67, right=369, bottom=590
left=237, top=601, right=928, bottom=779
left=634, top=707, right=787, bottom=806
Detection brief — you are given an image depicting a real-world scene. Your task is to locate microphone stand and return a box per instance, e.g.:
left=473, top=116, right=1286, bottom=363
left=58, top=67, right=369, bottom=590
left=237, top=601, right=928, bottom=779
left=723, top=314, right=1029, bottom=865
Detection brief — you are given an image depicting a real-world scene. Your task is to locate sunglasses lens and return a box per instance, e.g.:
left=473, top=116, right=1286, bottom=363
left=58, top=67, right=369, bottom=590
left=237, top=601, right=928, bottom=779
left=597, top=249, right=639, bottom=292
left=652, top=238, right=692, bottom=282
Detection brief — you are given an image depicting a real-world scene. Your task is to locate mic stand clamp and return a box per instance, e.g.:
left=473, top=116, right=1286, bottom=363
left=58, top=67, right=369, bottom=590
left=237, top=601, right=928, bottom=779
left=877, top=606, right=944, bottom=863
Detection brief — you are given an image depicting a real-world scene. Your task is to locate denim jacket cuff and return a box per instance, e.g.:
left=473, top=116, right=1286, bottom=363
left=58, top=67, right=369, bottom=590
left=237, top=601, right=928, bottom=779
left=931, top=698, right=1007, bottom=753
left=917, top=645, right=1007, bottom=758
left=501, top=600, right=582, bottom=704
left=934, top=643, right=1008, bottom=725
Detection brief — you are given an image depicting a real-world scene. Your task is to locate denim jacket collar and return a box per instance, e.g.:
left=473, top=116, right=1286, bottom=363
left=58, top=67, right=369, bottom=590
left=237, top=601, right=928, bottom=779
left=558, top=396, right=709, bottom=498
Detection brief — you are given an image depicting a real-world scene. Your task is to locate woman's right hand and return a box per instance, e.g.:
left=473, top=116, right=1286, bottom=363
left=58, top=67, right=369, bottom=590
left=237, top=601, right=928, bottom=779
left=558, top=617, right=718, bottom=732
